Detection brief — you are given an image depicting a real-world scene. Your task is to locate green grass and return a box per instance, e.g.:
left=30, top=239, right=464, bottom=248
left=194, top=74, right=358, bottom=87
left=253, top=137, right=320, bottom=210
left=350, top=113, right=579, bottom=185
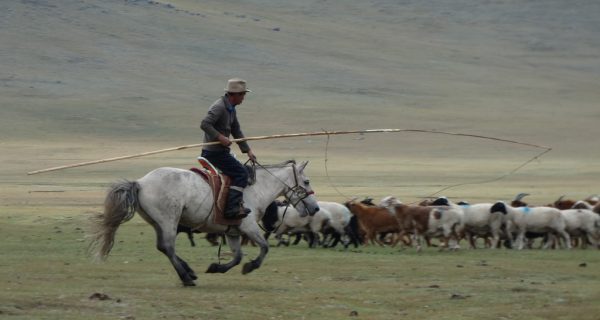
left=1, top=207, right=599, bottom=320
left=3, top=139, right=597, bottom=320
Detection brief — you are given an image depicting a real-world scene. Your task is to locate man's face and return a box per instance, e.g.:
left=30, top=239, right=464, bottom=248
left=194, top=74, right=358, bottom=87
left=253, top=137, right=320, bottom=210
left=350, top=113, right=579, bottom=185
left=229, top=92, right=246, bottom=105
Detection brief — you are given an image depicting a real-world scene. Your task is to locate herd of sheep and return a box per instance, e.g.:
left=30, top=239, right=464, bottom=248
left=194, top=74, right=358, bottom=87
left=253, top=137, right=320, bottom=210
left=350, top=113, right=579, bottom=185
left=254, top=194, right=600, bottom=251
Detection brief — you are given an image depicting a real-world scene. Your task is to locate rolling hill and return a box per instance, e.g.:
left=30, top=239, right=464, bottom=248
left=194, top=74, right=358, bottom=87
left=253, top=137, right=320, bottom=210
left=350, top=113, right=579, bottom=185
left=1, top=0, right=599, bottom=200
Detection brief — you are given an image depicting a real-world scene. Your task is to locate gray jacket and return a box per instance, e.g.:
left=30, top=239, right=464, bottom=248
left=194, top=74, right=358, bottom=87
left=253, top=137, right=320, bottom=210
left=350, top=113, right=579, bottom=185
left=200, top=96, right=251, bottom=153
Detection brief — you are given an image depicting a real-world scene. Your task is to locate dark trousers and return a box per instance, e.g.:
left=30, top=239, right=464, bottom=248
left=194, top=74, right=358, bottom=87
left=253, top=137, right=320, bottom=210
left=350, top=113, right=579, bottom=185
left=201, top=149, right=248, bottom=188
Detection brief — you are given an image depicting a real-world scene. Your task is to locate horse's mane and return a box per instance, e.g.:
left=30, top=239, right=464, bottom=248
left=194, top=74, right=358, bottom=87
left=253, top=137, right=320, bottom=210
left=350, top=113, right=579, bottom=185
left=257, top=159, right=296, bottom=169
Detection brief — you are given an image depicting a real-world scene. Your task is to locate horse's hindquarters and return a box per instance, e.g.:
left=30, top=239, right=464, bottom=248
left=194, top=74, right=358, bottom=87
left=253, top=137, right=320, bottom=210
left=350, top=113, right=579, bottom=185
left=137, top=167, right=215, bottom=230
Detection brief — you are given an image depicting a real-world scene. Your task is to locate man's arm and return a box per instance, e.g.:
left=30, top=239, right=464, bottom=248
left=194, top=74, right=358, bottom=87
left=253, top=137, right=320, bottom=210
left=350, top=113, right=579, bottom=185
left=200, top=104, right=224, bottom=138
left=231, top=114, right=251, bottom=153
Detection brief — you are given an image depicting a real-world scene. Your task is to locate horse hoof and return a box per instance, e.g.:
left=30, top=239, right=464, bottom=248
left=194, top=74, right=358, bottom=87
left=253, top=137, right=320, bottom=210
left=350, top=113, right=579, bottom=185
left=206, top=263, right=220, bottom=273
left=189, top=272, right=198, bottom=280
left=242, top=262, right=254, bottom=275
left=206, top=263, right=228, bottom=274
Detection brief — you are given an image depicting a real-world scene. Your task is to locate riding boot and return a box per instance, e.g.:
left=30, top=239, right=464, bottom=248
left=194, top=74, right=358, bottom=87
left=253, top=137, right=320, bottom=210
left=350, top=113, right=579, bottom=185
left=224, top=188, right=251, bottom=219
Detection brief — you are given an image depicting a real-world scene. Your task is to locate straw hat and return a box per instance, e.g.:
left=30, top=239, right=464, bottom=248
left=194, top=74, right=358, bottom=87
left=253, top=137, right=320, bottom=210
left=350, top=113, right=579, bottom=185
left=224, top=78, right=252, bottom=93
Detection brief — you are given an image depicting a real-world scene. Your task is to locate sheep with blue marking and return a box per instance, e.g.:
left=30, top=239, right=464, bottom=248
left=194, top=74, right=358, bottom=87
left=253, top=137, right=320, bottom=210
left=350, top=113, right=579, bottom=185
left=491, top=202, right=571, bottom=250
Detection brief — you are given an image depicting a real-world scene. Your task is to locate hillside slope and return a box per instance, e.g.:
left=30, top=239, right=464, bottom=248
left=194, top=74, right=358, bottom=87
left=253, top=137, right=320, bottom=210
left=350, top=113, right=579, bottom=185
left=1, top=0, right=599, bottom=157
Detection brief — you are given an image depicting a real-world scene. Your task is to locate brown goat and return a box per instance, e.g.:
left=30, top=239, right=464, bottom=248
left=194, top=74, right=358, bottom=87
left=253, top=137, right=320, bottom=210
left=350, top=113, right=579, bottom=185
left=553, top=195, right=577, bottom=210
left=389, top=203, right=435, bottom=251
left=345, top=200, right=401, bottom=246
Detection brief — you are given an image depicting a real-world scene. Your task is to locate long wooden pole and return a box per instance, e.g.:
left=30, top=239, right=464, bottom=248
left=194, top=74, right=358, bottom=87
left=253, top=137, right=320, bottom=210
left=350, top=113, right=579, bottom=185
left=26, top=129, right=552, bottom=175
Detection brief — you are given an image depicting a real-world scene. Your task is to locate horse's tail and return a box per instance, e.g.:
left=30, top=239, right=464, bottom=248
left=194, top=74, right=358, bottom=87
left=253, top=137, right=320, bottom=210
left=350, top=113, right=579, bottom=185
left=88, top=180, right=140, bottom=261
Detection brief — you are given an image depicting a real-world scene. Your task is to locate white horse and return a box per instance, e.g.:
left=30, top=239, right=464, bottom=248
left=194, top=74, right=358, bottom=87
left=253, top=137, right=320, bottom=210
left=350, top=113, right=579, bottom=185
left=89, top=160, right=320, bottom=286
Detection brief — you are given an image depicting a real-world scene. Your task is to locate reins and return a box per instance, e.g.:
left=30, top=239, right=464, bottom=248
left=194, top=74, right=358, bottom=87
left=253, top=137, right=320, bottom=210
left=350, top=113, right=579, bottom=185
left=248, top=159, right=313, bottom=234
left=271, top=201, right=292, bottom=235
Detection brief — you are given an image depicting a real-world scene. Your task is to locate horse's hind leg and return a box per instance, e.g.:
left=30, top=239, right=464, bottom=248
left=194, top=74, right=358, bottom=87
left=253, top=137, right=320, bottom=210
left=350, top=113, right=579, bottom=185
left=206, top=234, right=242, bottom=273
left=155, top=226, right=196, bottom=286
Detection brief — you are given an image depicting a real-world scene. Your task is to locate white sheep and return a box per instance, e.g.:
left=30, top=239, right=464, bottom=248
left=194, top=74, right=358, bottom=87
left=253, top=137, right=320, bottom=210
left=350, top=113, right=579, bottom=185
left=432, top=198, right=506, bottom=249
left=492, top=202, right=571, bottom=250
left=560, top=209, right=600, bottom=248
left=380, top=196, right=463, bottom=251
left=428, top=206, right=464, bottom=250
left=273, top=204, right=331, bottom=248
left=316, top=201, right=352, bottom=247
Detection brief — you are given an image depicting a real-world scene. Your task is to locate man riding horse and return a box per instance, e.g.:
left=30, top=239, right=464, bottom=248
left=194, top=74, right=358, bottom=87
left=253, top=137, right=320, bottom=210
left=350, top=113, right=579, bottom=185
left=200, top=78, right=257, bottom=219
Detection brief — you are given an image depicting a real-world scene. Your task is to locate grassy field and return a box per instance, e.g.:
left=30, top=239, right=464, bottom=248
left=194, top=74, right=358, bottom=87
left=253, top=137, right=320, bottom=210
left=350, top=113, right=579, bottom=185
left=1, top=206, right=600, bottom=320
left=2, top=149, right=600, bottom=319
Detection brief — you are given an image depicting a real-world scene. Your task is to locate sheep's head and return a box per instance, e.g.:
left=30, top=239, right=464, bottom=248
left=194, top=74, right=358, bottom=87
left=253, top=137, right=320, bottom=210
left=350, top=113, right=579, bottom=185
left=584, top=194, right=599, bottom=205
left=379, top=196, right=401, bottom=208
left=344, top=198, right=360, bottom=211
left=431, top=197, right=450, bottom=206
left=418, top=199, right=433, bottom=206
left=360, top=197, right=375, bottom=206
left=572, top=201, right=592, bottom=210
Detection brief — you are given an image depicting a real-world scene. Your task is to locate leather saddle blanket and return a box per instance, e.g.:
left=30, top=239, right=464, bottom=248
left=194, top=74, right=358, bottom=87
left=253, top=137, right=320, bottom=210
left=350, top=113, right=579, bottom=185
left=190, top=158, right=242, bottom=226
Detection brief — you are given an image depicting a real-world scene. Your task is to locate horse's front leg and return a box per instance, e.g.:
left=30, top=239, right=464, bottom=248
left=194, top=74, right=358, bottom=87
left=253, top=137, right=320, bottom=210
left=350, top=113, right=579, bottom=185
left=205, top=233, right=243, bottom=274
left=239, top=220, right=269, bottom=275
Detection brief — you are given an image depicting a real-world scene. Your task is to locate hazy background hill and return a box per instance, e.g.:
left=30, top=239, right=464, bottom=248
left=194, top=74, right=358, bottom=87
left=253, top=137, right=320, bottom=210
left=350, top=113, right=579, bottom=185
left=1, top=0, right=599, bottom=201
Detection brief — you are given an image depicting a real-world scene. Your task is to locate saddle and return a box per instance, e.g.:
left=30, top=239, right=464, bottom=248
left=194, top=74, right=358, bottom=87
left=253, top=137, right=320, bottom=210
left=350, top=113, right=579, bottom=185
left=190, top=157, right=242, bottom=226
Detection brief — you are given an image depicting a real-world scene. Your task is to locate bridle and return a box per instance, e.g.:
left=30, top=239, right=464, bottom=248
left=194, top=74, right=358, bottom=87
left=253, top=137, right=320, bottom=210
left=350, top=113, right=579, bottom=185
left=249, top=160, right=315, bottom=214
left=245, top=160, right=316, bottom=236
left=283, top=163, right=315, bottom=207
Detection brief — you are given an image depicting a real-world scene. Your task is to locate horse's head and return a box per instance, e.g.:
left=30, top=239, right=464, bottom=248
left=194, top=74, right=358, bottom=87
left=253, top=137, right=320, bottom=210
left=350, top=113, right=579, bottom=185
left=283, top=161, right=320, bottom=217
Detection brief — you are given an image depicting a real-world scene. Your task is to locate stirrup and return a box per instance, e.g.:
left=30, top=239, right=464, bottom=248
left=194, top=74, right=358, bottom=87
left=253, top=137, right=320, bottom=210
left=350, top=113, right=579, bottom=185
left=224, top=212, right=249, bottom=220
left=224, top=206, right=250, bottom=220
